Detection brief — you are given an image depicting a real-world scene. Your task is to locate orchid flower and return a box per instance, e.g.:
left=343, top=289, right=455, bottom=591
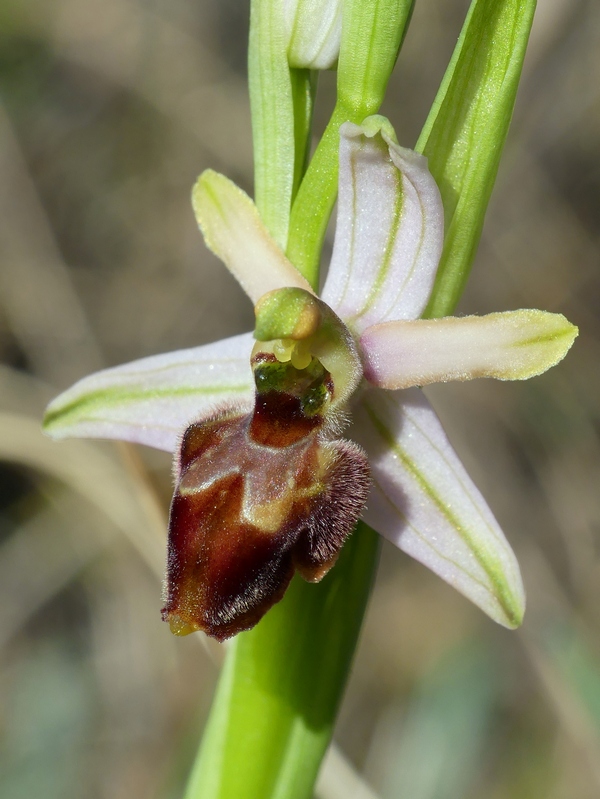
left=43, top=116, right=577, bottom=639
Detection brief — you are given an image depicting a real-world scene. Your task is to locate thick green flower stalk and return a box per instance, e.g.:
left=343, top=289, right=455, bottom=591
left=42, top=1, right=578, bottom=798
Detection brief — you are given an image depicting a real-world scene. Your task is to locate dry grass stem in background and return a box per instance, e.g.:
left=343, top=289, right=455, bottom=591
left=0, top=0, right=599, bottom=796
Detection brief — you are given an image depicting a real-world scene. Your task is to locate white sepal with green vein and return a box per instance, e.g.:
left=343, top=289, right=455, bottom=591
left=43, top=333, right=254, bottom=452
left=354, top=388, right=525, bottom=628
left=321, top=116, right=444, bottom=332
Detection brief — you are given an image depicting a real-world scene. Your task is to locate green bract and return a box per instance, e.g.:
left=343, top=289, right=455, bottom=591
left=249, top=0, right=295, bottom=248
left=418, top=0, right=537, bottom=317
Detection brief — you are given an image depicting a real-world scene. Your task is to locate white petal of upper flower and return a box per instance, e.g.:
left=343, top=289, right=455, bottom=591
left=43, top=333, right=254, bottom=452
left=283, top=0, right=342, bottom=69
left=321, top=116, right=444, bottom=334
left=192, top=170, right=313, bottom=305
left=353, top=387, right=525, bottom=628
left=360, top=310, right=578, bottom=389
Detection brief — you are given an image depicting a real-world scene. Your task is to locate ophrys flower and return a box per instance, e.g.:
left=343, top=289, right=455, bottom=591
left=44, top=116, right=577, bottom=639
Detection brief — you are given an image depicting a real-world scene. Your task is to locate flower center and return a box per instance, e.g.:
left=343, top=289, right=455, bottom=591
left=252, top=287, right=363, bottom=414
left=251, top=351, right=332, bottom=421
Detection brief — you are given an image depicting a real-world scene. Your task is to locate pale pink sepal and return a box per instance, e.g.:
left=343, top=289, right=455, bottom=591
left=192, top=170, right=313, bottom=305
left=43, top=333, right=254, bottom=452
left=353, top=388, right=525, bottom=628
left=321, top=117, right=443, bottom=335
left=360, top=310, right=579, bottom=389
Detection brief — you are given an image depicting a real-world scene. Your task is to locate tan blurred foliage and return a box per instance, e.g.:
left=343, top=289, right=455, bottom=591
left=0, top=1, right=599, bottom=797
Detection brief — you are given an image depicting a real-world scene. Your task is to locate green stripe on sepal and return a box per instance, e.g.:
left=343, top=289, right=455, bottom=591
left=43, top=384, right=249, bottom=434
left=355, top=389, right=525, bottom=630
left=42, top=334, right=255, bottom=452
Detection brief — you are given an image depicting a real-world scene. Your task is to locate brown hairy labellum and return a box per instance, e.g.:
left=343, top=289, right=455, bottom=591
left=161, top=353, right=370, bottom=640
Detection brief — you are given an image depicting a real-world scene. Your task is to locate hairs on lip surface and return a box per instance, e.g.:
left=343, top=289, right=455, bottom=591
left=172, top=400, right=253, bottom=482
left=294, top=438, right=371, bottom=580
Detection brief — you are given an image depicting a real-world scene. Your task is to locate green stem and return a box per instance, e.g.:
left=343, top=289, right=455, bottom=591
left=290, top=68, right=317, bottom=204
left=286, top=102, right=363, bottom=287
left=184, top=524, right=380, bottom=799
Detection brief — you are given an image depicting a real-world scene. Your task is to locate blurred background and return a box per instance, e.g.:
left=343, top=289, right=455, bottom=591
left=0, top=0, right=599, bottom=797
